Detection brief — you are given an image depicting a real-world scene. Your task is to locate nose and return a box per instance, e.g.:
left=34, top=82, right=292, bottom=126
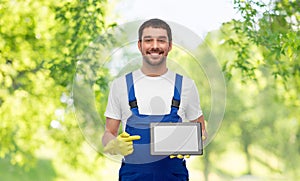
left=152, top=39, right=158, bottom=49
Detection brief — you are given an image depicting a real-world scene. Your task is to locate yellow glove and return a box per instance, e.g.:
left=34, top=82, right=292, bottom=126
left=170, top=154, right=190, bottom=159
left=104, top=132, right=141, bottom=156
left=170, top=133, right=207, bottom=159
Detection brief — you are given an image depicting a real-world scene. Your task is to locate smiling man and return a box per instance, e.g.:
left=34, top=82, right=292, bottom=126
left=102, top=18, right=206, bottom=181
left=138, top=26, right=172, bottom=75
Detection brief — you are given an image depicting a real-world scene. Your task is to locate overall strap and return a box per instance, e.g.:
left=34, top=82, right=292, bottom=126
left=125, top=73, right=138, bottom=112
left=171, top=74, right=183, bottom=109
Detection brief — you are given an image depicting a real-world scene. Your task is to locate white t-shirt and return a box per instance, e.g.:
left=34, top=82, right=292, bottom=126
left=104, top=69, right=203, bottom=131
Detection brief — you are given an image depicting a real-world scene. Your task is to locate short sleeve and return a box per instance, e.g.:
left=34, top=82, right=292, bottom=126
left=183, top=80, right=203, bottom=121
left=104, top=80, right=122, bottom=120
left=186, top=81, right=203, bottom=120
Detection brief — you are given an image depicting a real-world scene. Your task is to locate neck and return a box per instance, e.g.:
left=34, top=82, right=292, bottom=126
left=141, top=65, right=168, bottom=77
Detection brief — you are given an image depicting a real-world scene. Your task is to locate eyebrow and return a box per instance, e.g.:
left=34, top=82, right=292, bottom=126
left=143, top=35, right=168, bottom=39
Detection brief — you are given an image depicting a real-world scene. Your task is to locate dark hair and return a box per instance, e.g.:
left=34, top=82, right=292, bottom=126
left=138, top=18, right=172, bottom=42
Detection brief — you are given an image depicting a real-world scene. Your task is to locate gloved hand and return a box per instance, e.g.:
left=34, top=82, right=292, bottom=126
left=103, top=132, right=141, bottom=156
left=170, top=131, right=207, bottom=159
left=170, top=155, right=190, bottom=159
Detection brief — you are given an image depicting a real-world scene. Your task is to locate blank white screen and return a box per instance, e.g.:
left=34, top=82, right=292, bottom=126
left=153, top=125, right=198, bottom=152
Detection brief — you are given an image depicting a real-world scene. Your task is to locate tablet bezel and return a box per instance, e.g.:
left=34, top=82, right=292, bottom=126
left=150, top=122, right=203, bottom=155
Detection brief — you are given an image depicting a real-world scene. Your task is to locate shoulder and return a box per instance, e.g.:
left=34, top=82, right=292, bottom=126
left=171, top=71, right=195, bottom=90
left=180, top=74, right=198, bottom=96
left=166, top=70, right=196, bottom=89
left=110, top=75, right=126, bottom=87
left=168, top=70, right=193, bottom=83
left=182, top=75, right=195, bottom=87
left=110, top=70, right=141, bottom=89
left=109, top=72, right=131, bottom=95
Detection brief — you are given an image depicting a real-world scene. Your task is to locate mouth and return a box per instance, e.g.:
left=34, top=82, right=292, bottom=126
left=146, top=50, right=164, bottom=57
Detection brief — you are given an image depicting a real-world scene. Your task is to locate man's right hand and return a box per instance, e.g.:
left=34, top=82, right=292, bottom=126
left=103, top=132, right=141, bottom=156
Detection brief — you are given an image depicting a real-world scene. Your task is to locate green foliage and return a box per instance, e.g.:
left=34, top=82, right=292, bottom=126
left=223, top=0, right=300, bottom=85
left=210, top=0, right=300, bottom=179
left=0, top=0, right=63, bottom=168
left=0, top=157, right=57, bottom=181
left=0, top=0, right=114, bottom=173
left=201, top=27, right=300, bottom=179
left=1, top=0, right=300, bottom=180
left=50, top=0, right=115, bottom=86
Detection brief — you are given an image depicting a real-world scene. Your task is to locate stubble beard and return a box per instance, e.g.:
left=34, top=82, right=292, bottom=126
left=143, top=55, right=167, bottom=67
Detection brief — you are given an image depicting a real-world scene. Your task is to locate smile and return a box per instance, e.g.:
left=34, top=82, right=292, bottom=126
left=146, top=51, right=164, bottom=56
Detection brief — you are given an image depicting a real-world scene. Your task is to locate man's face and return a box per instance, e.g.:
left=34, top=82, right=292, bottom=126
left=138, top=27, right=172, bottom=66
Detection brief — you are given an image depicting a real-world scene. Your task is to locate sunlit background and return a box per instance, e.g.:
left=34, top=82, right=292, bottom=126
left=1, top=0, right=299, bottom=180
left=109, top=0, right=238, bottom=36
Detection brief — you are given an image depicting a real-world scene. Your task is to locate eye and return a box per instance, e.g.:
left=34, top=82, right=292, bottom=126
left=144, top=38, right=153, bottom=43
left=158, top=39, right=167, bottom=43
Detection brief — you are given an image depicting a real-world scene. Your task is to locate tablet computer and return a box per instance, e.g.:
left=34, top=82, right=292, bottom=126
left=150, top=122, right=203, bottom=155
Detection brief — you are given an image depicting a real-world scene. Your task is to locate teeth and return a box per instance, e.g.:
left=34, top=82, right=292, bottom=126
left=148, top=52, right=163, bottom=55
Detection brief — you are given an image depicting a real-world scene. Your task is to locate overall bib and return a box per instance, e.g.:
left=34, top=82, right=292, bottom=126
left=119, top=72, right=189, bottom=181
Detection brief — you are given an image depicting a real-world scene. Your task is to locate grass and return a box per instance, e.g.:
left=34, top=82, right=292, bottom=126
left=0, top=157, right=57, bottom=181
left=0, top=148, right=291, bottom=181
left=0, top=156, right=120, bottom=181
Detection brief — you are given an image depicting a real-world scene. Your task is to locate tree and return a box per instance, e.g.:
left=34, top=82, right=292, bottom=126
left=0, top=0, right=115, bottom=173
left=217, top=0, right=300, bottom=179
left=222, top=0, right=300, bottom=98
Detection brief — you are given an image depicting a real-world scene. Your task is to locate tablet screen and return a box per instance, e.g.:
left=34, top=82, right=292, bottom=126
left=150, top=122, right=203, bottom=155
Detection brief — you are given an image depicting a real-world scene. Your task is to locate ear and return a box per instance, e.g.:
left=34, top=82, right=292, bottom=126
left=168, top=41, right=172, bottom=52
left=138, top=40, right=142, bottom=52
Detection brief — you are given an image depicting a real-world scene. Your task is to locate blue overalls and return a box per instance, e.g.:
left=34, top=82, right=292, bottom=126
left=119, top=72, right=189, bottom=181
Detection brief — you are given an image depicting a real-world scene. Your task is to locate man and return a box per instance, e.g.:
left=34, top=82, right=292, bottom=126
left=102, top=18, right=206, bottom=181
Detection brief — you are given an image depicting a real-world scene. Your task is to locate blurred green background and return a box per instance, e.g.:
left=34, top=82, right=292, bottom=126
left=0, top=0, right=299, bottom=180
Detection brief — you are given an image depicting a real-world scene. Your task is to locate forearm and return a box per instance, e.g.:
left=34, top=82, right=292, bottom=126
left=102, top=130, right=117, bottom=146
left=191, top=115, right=205, bottom=131
left=102, top=117, right=121, bottom=146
